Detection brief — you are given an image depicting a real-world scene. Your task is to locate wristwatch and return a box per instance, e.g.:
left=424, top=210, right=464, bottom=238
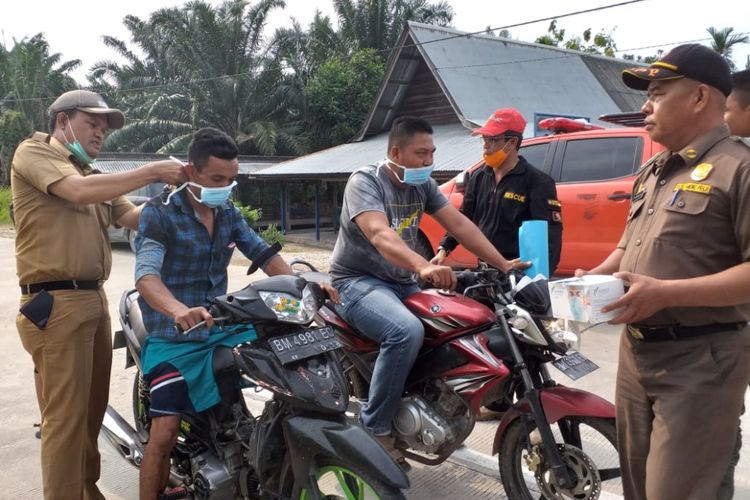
left=437, top=246, right=450, bottom=255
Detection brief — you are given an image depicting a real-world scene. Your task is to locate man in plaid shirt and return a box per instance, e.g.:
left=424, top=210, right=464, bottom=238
left=133, top=128, right=336, bottom=499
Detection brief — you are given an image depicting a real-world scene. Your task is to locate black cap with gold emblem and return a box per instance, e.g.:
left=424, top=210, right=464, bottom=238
left=622, top=43, right=732, bottom=96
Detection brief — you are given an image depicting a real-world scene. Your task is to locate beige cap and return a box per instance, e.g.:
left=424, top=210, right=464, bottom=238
left=48, top=90, right=125, bottom=129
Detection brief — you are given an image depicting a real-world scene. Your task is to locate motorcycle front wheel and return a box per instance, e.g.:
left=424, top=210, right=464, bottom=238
left=499, top=416, right=621, bottom=500
left=291, top=458, right=405, bottom=500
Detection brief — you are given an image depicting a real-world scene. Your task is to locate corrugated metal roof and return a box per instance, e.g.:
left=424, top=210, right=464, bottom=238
left=359, top=22, right=647, bottom=138
left=579, top=56, right=646, bottom=112
left=92, top=154, right=286, bottom=175
left=255, top=123, right=476, bottom=179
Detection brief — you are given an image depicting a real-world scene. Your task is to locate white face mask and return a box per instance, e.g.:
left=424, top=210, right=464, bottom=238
left=384, top=158, right=435, bottom=185
left=163, top=181, right=237, bottom=208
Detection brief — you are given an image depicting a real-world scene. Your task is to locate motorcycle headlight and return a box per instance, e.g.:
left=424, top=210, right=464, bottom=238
left=551, top=330, right=580, bottom=352
left=259, top=284, right=319, bottom=324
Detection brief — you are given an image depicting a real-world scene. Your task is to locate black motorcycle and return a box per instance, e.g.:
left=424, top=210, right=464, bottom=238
left=101, top=274, right=408, bottom=499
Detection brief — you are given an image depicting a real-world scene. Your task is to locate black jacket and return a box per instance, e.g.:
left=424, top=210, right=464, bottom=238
left=440, top=156, right=563, bottom=273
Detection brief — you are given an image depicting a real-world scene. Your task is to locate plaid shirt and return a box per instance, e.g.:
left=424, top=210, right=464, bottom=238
left=134, top=189, right=273, bottom=341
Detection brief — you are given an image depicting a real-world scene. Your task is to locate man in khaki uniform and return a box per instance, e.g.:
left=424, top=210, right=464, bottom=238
left=576, top=44, right=750, bottom=500
left=12, top=90, right=186, bottom=499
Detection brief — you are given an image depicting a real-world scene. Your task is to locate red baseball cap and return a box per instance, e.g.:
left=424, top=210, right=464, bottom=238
left=471, top=108, right=526, bottom=137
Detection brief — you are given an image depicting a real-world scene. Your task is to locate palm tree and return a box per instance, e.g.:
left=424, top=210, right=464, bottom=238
left=0, top=34, right=80, bottom=133
left=333, top=0, right=454, bottom=54
left=0, top=34, right=79, bottom=183
left=707, top=26, right=749, bottom=70
left=90, top=0, right=307, bottom=155
left=270, top=11, right=344, bottom=146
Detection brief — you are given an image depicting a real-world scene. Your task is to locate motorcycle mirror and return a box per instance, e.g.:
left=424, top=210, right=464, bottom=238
left=247, top=241, right=283, bottom=275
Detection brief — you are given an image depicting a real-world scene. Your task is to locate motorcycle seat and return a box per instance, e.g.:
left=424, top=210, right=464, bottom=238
left=127, top=296, right=150, bottom=350
left=298, top=271, right=332, bottom=286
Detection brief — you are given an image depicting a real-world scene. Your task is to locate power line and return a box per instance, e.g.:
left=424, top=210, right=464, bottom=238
left=399, top=0, right=646, bottom=51
left=0, top=0, right=690, bottom=106
left=432, top=32, right=750, bottom=71
left=1, top=1, right=647, bottom=105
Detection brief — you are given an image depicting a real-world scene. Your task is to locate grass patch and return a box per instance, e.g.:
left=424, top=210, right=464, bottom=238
left=0, top=187, right=12, bottom=225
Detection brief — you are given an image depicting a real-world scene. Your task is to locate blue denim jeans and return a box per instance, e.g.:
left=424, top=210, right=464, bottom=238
left=334, top=276, right=423, bottom=436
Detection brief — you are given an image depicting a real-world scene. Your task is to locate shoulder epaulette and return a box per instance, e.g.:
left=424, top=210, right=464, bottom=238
left=634, top=152, right=664, bottom=177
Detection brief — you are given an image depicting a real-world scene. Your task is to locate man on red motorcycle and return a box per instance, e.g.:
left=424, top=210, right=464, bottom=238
left=329, top=116, right=526, bottom=468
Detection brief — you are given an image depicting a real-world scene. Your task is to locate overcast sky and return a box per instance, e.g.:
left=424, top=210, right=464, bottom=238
left=2, top=0, right=749, bottom=84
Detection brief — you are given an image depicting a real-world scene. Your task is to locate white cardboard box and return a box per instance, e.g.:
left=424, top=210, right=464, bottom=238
left=548, top=275, right=625, bottom=324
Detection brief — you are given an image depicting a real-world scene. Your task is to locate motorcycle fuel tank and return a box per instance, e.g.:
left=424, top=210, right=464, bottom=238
left=404, top=289, right=495, bottom=334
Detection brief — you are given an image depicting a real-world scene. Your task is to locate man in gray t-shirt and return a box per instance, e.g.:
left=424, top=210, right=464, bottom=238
left=329, top=116, right=524, bottom=468
left=329, top=162, right=447, bottom=284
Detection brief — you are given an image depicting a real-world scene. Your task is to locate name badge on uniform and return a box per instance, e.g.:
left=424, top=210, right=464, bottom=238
left=690, top=163, right=713, bottom=181
left=504, top=191, right=526, bottom=203
left=674, top=182, right=711, bottom=194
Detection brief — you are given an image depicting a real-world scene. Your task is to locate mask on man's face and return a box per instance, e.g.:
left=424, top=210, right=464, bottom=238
left=61, top=118, right=97, bottom=165
left=386, top=158, right=435, bottom=185
left=163, top=180, right=237, bottom=208
left=483, top=140, right=514, bottom=169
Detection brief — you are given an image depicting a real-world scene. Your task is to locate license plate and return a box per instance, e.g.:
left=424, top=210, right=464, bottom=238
left=551, top=351, right=599, bottom=381
left=269, top=326, right=342, bottom=364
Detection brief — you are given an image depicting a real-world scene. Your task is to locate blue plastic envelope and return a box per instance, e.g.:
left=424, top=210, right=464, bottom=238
left=518, top=220, right=549, bottom=278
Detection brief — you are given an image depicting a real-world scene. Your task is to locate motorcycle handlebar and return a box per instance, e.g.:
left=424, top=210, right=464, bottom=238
left=173, top=314, right=230, bottom=336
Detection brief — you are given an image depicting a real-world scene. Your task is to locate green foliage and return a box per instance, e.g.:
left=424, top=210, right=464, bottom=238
left=91, top=0, right=305, bottom=156
left=0, top=111, right=30, bottom=185
left=707, top=26, right=749, bottom=70
left=0, top=33, right=79, bottom=134
left=535, top=20, right=617, bottom=57
left=0, top=187, right=12, bottom=225
left=333, top=0, right=454, bottom=53
left=259, top=223, right=285, bottom=246
left=0, top=33, right=78, bottom=185
left=622, top=49, right=663, bottom=64
left=307, top=48, right=385, bottom=147
left=234, top=200, right=262, bottom=227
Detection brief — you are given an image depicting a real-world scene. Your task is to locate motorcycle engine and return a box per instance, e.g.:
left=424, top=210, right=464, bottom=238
left=190, top=452, right=234, bottom=499
left=392, top=382, right=471, bottom=455
left=187, top=404, right=254, bottom=499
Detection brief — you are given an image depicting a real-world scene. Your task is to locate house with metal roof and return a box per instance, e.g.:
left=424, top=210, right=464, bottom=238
left=256, top=21, right=646, bottom=239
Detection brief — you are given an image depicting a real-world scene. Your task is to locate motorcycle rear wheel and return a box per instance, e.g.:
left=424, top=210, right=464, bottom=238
left=132, top=372, right=151, bottom=436
left=499, top=416, right=621, bottom=500
left=291, top=458, right=405, bottom=500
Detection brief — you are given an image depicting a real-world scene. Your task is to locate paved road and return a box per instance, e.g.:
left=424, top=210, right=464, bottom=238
left=0, top=236, right=747, bottom=499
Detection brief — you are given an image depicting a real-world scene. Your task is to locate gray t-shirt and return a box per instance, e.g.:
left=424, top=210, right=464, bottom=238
left=330, top=162, right=449, bottom=284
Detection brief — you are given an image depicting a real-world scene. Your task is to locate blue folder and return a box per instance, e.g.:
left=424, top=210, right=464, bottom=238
left=518, top=220, right=549, bottom=278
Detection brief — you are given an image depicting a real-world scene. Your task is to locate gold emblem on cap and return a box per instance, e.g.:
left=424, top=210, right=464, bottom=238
left=685, top=148, right=698, bottom=159
left=690, top=163, right=713, bottom=181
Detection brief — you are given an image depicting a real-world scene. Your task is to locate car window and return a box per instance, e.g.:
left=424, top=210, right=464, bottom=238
left=519, top=143, right=550, bottom=173
left=559, top=137, right=643, bottom=183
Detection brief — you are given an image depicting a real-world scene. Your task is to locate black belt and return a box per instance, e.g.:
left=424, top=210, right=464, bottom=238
left=20, top=280, right=101, bottom=295
left=627, top=322, right=747, bottom=341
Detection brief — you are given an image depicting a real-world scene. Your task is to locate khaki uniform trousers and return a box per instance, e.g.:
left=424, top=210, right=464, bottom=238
left=616, top=326, right=750, bottom=500
left=18, top=289, right=112, bottom=500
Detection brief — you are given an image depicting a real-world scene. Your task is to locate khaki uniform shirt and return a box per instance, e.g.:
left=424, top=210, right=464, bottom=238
left=617, top=124, right=750, bottom=326
left=11, top=132, right=134, bottom=284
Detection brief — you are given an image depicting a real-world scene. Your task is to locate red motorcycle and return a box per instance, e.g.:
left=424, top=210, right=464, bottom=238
left=295, top=263, right=622, bottom=500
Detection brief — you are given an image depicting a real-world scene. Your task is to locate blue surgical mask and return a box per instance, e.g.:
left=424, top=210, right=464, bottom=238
left=163, top=181, right=237, bottom=208
left=387, top=158, right=435, bottom=185
left=61, top=120, right=97, bottom=165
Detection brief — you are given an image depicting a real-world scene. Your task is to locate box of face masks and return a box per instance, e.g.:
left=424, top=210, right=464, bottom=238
left=548, top=275, right=625, bottom=324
